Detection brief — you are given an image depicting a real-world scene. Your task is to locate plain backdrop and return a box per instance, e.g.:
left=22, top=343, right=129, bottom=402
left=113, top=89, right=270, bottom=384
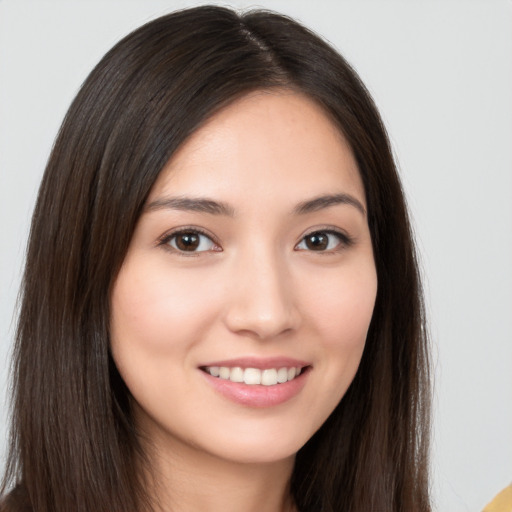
left=1, top=1, right=511, bottom=511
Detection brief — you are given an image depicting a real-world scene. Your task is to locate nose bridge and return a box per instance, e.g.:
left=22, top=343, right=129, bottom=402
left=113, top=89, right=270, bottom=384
left=224, top=241, right=299, bottom=339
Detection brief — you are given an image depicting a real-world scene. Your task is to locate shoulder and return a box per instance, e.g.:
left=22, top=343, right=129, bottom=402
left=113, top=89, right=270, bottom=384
left=483, top=484, right=512, bottom=512
left=0, top=485, right=32, bottom=512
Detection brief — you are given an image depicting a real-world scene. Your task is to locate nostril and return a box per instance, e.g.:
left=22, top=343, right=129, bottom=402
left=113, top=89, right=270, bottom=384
left=223, top=307, right=301, bottom=341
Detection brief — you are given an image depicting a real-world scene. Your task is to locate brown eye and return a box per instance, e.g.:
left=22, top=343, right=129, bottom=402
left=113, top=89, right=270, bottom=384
left=296, top=230, right=347, bottom=252
left=167, top=231, right=216, bottom=252
left=304, top=233, right=329, bottom=250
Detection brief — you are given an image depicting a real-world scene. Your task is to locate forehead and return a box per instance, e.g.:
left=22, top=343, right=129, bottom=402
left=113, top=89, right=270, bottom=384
left=149, top=89, right=365, bottom=207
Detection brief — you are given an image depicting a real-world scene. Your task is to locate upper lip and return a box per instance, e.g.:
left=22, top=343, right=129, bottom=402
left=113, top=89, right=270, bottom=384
left=199, top=356, right=311, bottom=370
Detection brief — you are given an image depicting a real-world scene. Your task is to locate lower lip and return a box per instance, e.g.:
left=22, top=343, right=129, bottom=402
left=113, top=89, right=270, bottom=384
left=200, top=368, right=310, bottom=408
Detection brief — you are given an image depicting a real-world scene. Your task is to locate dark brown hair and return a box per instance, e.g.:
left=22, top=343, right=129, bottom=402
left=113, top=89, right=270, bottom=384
left=1, top=6, right=431, bottom=512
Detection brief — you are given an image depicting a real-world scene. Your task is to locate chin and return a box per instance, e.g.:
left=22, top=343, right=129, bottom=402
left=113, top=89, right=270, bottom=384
left=194, top=419, right=317, bottom=466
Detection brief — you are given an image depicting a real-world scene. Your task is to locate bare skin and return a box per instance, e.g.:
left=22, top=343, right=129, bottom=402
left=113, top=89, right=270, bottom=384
left=111, top=89, right=376, bottom=512
left=140, top=429, right=296, bottom=512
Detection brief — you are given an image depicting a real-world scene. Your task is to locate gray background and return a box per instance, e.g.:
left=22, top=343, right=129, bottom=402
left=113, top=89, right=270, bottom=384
left=1, top=1, right=511, bottom=510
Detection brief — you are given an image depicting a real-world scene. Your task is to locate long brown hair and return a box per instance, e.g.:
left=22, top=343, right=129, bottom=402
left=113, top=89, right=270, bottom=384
left=1, top=6, right=431, bottom=512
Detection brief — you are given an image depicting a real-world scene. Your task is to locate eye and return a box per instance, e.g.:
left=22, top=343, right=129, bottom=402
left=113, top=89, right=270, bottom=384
left=163, top=229, right=219, bottom=253
left=295, top=230, right=350, bottom=252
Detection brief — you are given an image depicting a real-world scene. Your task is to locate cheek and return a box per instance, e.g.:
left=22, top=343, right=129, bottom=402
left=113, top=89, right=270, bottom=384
left=109, top=260, right=224, bottom=423
left=302, top=262, right=377, bottom=390
left=286, top=262, right=376, bottom=438
left=306, top=263, right=377, bottom=346
left=110, top=260, right=220, bottom=357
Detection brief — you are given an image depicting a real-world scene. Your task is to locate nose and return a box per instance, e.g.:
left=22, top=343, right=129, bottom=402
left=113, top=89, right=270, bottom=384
left=223, top=248, right=301, bottom=340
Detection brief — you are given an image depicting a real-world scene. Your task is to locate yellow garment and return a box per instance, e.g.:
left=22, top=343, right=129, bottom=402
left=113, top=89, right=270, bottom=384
left=483, top=485, right=512, bottom=512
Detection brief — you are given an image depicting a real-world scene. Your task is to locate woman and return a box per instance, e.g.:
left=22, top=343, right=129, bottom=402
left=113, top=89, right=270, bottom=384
left=0, top=6, right=431, bottom=512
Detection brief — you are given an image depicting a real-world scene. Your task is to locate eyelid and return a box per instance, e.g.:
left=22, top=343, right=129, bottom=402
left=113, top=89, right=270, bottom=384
left=156, top=224, right=353, bottom=255
left=295, top=226, right=354, bottom=252
left=157, top=226, right=222, bottom=254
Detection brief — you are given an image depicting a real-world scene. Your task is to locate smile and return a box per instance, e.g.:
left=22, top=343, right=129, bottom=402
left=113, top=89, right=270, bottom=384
left=199, top=357, right=311, bottom=407
left=202, top=366, right=303, bottom=386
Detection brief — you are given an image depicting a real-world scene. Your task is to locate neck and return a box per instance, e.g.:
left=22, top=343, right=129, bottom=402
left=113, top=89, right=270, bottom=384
left=140, top=432, right=296, bottom=512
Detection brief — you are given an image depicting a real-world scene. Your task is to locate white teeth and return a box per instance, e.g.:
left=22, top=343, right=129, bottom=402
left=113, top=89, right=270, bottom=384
left=219, top=366, right=230, bottom=379
left=204, top=365, right=305, bottom=385
left=243, top=368, right=261, bottom=385
left=261, top=369, right=278, bottom=386
left=230, top=367, right=244, bottom=383
left=276, top=367, right=288, bottom=383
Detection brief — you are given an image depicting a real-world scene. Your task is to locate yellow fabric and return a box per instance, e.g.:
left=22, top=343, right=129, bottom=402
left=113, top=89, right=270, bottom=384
left=483, top=485, right=512, bottom=512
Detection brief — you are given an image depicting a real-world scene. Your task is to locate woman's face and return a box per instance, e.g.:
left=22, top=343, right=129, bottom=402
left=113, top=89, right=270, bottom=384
left=110, top=90, right=377, bottom=465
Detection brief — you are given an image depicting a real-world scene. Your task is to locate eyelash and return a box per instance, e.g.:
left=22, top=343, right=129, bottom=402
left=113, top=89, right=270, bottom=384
left=158, top=227, right=221, bottom=256
left=158, top=227, right=354, bottom=255
left=296, top=228, right=354, bottom=253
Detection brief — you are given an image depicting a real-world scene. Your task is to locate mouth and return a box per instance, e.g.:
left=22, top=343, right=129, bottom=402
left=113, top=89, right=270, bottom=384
left=200, top=365, right=308, bottom=386
left=198, top=357, right=312, bottom=407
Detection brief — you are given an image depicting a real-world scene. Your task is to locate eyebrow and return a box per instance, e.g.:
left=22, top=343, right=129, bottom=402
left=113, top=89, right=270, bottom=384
left=145, top=192, right=366, bottom=217
left=293, top=193, right=366, bottom=216
left=145, top=196, right=235, bottom=216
